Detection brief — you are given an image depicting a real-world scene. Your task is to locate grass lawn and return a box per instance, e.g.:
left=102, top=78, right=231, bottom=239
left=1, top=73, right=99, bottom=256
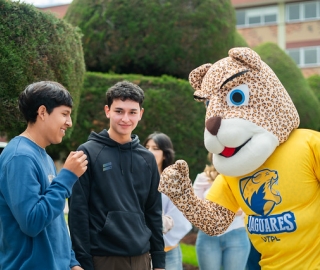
left=181, top=243, right=198, bottom=266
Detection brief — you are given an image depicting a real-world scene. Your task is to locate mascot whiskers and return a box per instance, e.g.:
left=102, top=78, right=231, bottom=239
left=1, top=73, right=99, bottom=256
left=159, top=47, right=320, bottom=269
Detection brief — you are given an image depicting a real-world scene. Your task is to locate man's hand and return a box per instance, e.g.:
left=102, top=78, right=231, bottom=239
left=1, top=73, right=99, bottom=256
left=71, top=266, right=83, bottom=270
left=158, top=160, right=192, bottom=200
left=162, top=214, right=174, bottom=234
left=63, top=151, right=88, bottom=177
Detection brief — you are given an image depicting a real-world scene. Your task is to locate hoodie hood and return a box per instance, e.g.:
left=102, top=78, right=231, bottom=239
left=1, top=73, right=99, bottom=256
left=88, top=129, right=140, bottom=149
left=88, top=129, right=140, bottom=174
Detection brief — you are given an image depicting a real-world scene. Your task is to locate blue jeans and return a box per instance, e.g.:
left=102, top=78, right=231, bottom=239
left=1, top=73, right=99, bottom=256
left=165, top=245, right=183, bottom=270
left=196, top=228, right=250, bottom=270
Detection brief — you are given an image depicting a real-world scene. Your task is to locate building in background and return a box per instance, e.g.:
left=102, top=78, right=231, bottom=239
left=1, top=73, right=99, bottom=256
left=39, top=3, right=69, bottom=19
left=232, top=0, right=320, bottom=77
left=35, top=1, right=71, bottom=19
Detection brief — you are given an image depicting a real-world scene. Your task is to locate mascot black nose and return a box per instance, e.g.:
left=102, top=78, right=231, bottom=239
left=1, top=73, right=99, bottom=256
left=205, top=116, right=221, bottom=135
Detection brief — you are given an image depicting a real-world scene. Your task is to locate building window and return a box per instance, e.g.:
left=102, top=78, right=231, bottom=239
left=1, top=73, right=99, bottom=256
left=305, top=2, right=317, bottom=19
left=287, top=47, right=320, bottom=67
left=286, top=1, right=320, bottom=22
left=236, top=6, right=278, bottom=27
left=287, top=4, right=300, bottom=21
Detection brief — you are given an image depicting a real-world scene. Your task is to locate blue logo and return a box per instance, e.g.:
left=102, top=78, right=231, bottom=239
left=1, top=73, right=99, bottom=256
left=103, top=162, right=112, bottom=171
left=239, top=169, right=296, bottom=234
left=247, top=212, right=296, bottom=234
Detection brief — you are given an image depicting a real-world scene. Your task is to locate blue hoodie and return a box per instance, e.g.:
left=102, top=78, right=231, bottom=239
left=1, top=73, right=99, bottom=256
left=0, top=136, right=80, bottom=270
left=68, top=130, right=165, bottom=270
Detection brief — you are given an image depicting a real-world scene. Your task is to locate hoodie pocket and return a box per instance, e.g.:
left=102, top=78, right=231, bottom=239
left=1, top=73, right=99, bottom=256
left=94, top=211, right=152, bottom=255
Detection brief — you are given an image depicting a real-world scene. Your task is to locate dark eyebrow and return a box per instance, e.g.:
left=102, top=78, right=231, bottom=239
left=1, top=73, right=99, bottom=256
left=220, top=70, right=249, bottom=89
left=114, top=107, right=138, bottom=111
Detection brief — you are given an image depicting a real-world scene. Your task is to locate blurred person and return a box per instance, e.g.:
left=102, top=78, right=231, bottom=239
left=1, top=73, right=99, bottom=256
left=68, top=81, right=165, bottom=270
left=0, top=81, right=88, bottom=270
left=247, top=241, right=261, bottom=270
left=193, top=152, right=250, bottom=270
left=144, top=132, right=192, bottom=270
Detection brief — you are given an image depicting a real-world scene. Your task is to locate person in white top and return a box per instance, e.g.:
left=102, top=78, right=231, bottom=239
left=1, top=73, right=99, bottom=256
left=144, top=132, right=192, bottom=270
left=193, top=152, right=250, bottom=270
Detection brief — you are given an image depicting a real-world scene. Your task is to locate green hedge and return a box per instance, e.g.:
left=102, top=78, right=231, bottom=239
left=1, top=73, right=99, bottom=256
left=0, top=0, right=85, bottom=138
left=55, top=72, right=207, bottom=181
left=65, top=0, right=236, bottom=79
left=254, top=42, right=320, bottom=131
left=307, top=74, right=320, bottom=103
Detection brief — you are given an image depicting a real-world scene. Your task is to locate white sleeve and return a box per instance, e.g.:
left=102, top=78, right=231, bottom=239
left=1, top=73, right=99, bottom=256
left=193, top=172, right=212, bottom=200
left=161, top=194, right=192, bottom=247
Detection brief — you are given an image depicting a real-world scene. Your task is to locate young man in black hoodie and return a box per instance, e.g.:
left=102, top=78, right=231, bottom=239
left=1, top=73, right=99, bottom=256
left=68, top=81, right=165, bottom=270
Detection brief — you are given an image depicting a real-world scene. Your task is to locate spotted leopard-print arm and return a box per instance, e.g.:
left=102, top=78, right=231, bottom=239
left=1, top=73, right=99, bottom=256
left=158, top=160, right=235, bottom=236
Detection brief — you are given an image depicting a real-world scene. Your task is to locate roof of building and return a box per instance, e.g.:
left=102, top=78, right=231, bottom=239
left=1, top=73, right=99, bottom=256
left=232, top=0, right=300, bottom=8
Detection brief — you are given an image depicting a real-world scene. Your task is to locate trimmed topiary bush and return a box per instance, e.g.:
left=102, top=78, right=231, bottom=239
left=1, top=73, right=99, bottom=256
left=65, top=0, right=236, bottom=79
left=62, top=72, right=207, bottom=181
left=0, top=0, right=85, bottom=140
left=254, top=42, right=320, bottom=131
left=307, top=74, right=320, bottom=103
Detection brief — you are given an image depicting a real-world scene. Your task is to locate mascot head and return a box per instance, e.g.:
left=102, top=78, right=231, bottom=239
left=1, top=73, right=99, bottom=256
left=189, top=47, right=300, bottom=177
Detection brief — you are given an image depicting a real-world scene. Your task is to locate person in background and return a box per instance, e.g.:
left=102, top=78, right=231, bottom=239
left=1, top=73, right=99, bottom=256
left=0, top=81, right=88, bottom=270
left=144, top=132, right=192, bottom=270
left=193, top=152, right=250, bottom=270
left=246, top=241, right=261, bottom=270
left=68, top=81, right=165, bottom=270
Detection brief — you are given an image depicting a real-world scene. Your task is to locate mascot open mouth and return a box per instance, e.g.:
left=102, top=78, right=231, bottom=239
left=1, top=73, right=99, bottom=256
left=269, top=178, right=280, bottom=196
left=219, top=138, right=251, bottom=158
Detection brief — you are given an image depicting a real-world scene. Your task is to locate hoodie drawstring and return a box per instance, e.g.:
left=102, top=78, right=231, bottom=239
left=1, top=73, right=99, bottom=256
left=118, top=145, right=124, bottom=175
left=117, top=143, right=133, bottom=175
left=130, top=143, right=133, bottom=173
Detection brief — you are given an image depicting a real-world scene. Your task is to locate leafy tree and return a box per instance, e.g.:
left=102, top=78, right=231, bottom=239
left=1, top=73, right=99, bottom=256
left=65, top=0, right=236, bottom=79
left=0, top=0, right=85, bottom=142
left=307, top=74, right=320, bottom=102
left=254, top=42, right=320, bottom=131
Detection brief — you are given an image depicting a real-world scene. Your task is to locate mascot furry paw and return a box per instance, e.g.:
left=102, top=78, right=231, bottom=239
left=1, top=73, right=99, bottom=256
left=159, top=47, right=320, bottom=269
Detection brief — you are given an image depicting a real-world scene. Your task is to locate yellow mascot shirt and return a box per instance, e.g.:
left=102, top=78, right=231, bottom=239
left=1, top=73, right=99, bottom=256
left=206, top=129, right=320, bottom=270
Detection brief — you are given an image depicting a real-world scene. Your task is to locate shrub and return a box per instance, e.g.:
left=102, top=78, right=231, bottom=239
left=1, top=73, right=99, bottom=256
left=254, top=42, right=320, bottom=131
left=0, top=0, right=85, bottom=139
left=65, top=0, right=236, bottom=79
left=60, top=72, right=207, bottom=181
left=307, top=74, right=320, bottom=102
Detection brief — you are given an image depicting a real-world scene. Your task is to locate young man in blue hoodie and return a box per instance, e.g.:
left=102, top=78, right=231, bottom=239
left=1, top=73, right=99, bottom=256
left=0, top=81, right=88, bottom=270
left=68, top=80, right=165, bottom=270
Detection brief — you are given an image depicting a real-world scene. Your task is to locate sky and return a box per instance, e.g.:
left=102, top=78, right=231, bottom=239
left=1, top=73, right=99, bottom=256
left=12, top=0, right=72, bottom=8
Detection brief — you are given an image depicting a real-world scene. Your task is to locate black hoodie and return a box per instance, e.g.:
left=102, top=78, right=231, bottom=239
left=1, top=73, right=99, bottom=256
left=68, top=130, right=165, bottom=270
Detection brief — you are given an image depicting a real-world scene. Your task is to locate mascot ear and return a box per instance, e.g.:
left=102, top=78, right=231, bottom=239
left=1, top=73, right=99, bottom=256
left=229, top=47, right=262, bottom=71
left=189, top=63, right=212, bottom=91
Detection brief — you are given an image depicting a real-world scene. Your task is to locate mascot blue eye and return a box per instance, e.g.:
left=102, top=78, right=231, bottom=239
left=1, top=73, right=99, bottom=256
left=230, top=90, right=244, bottom=105
left=226, top=84, right=250, bottom=106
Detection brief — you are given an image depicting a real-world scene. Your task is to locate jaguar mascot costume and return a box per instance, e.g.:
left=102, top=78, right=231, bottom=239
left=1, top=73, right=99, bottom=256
left=159, top=47, right=320, bottom=269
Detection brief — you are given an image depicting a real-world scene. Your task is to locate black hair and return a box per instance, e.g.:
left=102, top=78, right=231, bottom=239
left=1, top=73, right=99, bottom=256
left=106, top=80, right=144, bottom=108
left=18, top=81, right=73, bottom=124
left=143, top=132, right=175, bottom=170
